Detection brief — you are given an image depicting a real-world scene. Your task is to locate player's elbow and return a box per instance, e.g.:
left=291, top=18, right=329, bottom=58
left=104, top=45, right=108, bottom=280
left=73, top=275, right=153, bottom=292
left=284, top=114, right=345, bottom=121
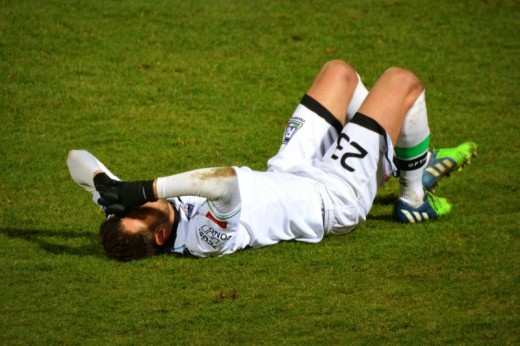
left=67, top=149, right=79, bottom=166
left=68, top=149, right=83, bottom=159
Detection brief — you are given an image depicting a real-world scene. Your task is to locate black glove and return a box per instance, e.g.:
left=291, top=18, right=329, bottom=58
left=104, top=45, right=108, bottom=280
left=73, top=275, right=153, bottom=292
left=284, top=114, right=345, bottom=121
left=94, top=173, right=157, bottom=216
left=94, top=172, right=117, bottom=192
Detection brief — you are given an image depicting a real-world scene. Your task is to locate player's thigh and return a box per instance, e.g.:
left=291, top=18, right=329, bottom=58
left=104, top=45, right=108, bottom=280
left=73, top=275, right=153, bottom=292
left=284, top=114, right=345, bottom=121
left=319, top=115, right=396, bottom=220
left=267, top=97, right=340, bottom=172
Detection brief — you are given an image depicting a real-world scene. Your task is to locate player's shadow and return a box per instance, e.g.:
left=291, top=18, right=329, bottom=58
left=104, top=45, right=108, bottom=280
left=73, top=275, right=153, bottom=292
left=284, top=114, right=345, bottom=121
left=0, top=227, right=103, bottom=258
left=374, top=193, right=399, bottom=206
left=367, top=192, right=399, bottom=222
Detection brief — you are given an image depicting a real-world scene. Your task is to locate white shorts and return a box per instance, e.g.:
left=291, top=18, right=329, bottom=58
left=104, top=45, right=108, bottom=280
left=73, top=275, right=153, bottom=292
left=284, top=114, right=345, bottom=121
left=268, top=95, right=397, bottom=235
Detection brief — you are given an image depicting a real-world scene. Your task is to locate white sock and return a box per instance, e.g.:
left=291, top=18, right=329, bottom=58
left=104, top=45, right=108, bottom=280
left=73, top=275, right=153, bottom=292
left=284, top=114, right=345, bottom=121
left=395, top=91, right=430, bottom=207
left=346, top=73, right=369, bottom=122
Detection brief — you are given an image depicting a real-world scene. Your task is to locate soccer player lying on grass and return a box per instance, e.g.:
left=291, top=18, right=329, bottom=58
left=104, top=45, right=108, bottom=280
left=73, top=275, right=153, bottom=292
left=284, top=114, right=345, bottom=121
left=68, top=60, right=477, bottom=262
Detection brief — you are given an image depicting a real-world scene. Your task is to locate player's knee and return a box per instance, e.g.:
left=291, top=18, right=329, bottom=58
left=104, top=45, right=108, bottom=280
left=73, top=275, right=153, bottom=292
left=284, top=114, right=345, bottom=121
left=383, top=67, right=424, bottom=97
left=322, top=59, right=358, bottom=85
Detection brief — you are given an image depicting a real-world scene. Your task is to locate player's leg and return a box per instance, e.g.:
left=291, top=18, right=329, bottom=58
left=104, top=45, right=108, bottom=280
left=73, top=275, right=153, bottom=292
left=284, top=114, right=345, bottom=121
left=352, top=67, right=451, bottom=222
left=267, top=60, right=368, bottom=172
left=359, top=69, right=477, bottom=197
left=356, top=68, right=429, bottom=205
left=306, top=59, right=368, bottom=126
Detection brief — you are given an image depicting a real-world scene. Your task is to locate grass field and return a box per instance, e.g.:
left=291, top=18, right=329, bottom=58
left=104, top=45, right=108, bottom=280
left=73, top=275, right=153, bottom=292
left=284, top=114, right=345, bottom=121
left=1, top=0, right=519, bottom=344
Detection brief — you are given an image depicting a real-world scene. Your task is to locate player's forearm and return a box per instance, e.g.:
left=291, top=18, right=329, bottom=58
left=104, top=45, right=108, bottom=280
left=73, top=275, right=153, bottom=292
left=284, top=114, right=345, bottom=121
left=155, top=167, right=241, bottom=211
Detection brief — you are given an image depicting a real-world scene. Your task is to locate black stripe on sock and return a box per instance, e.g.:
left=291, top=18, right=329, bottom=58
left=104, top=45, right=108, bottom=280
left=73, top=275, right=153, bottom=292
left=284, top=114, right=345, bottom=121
left=395, top=152, right=428, bottom=171
left=301, top=94, right=343, bottom=135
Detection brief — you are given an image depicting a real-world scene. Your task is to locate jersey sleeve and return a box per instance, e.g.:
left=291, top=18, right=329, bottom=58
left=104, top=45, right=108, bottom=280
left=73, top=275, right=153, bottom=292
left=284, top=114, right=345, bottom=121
left=155, top=167, right=241, bottom=217
left=67, top=150, right=120, bottom=208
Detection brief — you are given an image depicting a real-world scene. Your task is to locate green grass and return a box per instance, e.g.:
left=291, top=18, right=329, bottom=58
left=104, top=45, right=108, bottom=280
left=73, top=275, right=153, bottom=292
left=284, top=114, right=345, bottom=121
left=1, top=0, right=519, bottom=344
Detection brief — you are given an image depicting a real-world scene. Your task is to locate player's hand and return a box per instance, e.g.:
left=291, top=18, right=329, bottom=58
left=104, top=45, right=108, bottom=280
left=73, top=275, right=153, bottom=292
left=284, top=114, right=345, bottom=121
left=93, top=172, right=117, bottom=192
left=94, top=173, right=157, bottom=215
left=93, top=172, right=127, bottom=215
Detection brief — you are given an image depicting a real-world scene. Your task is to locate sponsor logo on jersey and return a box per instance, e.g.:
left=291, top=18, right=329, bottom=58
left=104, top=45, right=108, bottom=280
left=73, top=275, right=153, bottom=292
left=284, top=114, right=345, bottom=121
left=283, top=117, right=305, bottom=144
left=198, top=224, right=231, bottom=249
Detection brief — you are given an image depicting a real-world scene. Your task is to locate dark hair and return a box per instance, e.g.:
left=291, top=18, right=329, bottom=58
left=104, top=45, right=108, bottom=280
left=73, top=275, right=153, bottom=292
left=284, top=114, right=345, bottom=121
left=99, top=217, right=158, bottom=262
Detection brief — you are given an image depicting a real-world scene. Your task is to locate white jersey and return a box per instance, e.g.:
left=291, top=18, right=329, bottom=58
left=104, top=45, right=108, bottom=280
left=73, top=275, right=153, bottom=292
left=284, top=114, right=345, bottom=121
left=169, top=167, right=325, bottom=257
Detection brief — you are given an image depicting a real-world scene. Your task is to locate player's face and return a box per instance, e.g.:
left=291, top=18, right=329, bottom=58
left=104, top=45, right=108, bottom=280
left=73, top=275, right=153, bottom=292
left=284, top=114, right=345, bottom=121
left=120, top=199, right=172, bottom=237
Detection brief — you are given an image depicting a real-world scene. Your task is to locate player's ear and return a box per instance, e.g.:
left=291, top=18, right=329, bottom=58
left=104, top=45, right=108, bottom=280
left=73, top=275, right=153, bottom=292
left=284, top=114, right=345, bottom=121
left=154, top=226, right=169, bottom=246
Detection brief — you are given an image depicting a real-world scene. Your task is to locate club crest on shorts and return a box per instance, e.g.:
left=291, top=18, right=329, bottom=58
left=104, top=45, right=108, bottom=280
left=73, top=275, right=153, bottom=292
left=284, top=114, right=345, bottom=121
left=283, top=118, right=304, bottom=144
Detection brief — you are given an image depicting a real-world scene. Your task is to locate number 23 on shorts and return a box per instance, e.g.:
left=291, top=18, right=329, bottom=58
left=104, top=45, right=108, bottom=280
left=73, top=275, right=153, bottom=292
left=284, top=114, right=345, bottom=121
left=330, top=133, right=368, bottom=172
